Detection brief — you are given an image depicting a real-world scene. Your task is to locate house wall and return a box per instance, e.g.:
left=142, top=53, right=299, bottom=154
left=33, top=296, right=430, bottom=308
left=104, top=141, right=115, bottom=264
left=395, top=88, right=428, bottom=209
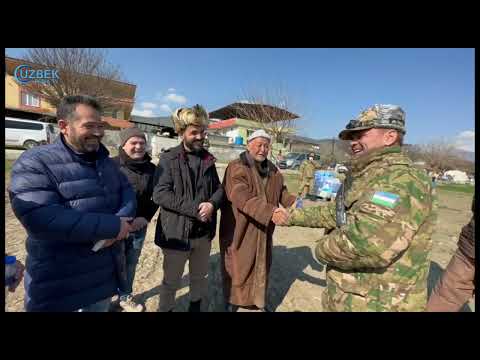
left=5, top=74, right=56, bottom=113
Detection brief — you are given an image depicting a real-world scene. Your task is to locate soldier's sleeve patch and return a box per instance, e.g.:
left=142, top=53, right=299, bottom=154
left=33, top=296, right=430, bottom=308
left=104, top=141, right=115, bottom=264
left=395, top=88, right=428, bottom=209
left=371, top=191, right=400, bottom=209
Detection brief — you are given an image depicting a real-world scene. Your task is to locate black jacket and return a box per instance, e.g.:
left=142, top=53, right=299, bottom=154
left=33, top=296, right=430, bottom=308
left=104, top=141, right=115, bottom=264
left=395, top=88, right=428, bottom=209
left=112, top=148, right=159, bottom=222
left=152, top=143, right=224, bottom=251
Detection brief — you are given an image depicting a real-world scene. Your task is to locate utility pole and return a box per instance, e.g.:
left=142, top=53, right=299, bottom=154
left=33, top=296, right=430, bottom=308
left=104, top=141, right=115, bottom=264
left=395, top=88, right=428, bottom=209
left=331, top=137, right=335, bottom=163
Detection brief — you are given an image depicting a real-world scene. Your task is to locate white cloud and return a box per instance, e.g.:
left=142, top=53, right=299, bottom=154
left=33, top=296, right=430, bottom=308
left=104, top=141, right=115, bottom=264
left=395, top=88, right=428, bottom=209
left=141, top=102, right=157, bottom=109
left=164, top=93, right=187, bottom=104
left=159, top=104, right=172, bottom=114
left=167, top=88, right=176, bottom=93
left=453, top=130, right=475, bottom=152
left=131, top=108, right=154, bottom=117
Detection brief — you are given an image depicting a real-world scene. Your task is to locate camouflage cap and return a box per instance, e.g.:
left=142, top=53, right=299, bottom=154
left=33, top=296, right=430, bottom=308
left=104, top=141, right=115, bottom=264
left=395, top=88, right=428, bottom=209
left=338, top=104, right=406, bottom=140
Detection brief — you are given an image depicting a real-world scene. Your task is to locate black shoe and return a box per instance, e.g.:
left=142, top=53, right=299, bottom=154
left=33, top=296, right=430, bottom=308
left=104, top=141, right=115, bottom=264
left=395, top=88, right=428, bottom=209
left=189, top=300, right=201, bottom=312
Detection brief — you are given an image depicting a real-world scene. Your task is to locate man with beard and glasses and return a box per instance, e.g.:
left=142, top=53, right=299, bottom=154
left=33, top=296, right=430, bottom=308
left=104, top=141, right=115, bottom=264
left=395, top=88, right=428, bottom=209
left=282, top=104, right=437, bottom=312
left=152, top=105, right=224, bottom=312
left=8, top=95, right=136, bottom=312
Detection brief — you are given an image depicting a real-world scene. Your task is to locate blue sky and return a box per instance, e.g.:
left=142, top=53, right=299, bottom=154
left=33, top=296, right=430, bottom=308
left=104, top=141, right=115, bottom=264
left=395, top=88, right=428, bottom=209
left=5, top=48, right=475, bottom=151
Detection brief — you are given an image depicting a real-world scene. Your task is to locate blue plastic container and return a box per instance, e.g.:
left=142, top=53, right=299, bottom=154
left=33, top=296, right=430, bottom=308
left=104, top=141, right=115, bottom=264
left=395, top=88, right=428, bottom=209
left=234, top=136, right=244, bottom=145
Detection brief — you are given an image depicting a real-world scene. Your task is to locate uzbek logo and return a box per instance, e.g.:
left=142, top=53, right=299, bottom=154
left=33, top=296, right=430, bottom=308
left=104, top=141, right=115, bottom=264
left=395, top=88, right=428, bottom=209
left=14, top=64, right=60, bottom=85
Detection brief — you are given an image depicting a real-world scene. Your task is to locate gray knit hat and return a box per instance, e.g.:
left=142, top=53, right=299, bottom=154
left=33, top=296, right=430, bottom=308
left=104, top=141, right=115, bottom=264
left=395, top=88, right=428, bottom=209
left=119, top=127, right=146, bottom=146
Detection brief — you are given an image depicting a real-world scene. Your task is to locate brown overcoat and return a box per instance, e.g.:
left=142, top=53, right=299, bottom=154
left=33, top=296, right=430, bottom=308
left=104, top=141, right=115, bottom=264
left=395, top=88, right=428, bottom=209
left=219, top=152, right=296, bottom=308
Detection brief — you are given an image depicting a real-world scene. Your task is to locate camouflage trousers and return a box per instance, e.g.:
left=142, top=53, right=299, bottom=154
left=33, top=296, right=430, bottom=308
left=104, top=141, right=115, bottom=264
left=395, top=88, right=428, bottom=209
left=321, top=277, right=428, bottom=312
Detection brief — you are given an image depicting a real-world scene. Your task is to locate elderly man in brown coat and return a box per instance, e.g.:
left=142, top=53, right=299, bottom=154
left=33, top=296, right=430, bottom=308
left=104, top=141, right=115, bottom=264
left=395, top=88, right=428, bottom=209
left=220, top=129, right=296, bottom=312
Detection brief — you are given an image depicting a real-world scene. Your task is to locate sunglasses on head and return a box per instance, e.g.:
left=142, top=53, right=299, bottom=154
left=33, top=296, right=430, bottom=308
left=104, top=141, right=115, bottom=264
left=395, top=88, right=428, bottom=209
left=346, top=119, right=361, bottom=129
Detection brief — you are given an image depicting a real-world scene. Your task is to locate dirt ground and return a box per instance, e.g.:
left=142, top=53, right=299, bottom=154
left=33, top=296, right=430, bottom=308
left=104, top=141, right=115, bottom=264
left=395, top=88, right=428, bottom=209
left=4, top=166, right=475, bottom=312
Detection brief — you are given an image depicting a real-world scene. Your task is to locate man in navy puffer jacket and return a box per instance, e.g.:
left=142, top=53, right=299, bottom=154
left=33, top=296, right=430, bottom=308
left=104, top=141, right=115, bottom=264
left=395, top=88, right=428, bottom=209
left=8, top=95, right=136, bottom=312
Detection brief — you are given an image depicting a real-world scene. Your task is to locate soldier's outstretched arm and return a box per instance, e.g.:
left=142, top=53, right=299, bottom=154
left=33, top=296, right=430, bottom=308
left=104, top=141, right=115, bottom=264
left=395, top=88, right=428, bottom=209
left=314, top=177, right=435, bottom=270
left=286, top=203, right=337, bottom=230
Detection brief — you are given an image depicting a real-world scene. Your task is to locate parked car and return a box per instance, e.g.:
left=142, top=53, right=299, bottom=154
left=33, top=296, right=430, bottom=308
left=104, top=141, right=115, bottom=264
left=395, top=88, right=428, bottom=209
left=278, top=152, right=320, bottom=170
left=5, top=117, right=55, bottom=149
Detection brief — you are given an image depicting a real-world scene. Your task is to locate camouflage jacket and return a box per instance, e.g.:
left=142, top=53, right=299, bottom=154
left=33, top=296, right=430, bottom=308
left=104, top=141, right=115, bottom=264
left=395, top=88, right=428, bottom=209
left=287, top=146, right=437, bottom=311
left=298, top=160, right=318, bottom=189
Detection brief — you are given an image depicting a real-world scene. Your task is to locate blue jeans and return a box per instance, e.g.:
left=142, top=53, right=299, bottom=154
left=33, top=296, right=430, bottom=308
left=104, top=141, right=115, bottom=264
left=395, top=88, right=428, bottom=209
left=119, top=228, right=147, bottom=299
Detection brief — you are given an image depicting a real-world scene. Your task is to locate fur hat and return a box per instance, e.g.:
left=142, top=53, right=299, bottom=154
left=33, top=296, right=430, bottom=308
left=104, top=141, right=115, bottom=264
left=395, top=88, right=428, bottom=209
left=171, top=104, right=209, bottom=134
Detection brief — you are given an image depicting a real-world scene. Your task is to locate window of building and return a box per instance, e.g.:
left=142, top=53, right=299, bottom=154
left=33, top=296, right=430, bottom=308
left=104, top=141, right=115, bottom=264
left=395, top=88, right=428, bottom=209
left=111, top=110, right=118, bottom=119
left=21, top=92, right=40, bottom=107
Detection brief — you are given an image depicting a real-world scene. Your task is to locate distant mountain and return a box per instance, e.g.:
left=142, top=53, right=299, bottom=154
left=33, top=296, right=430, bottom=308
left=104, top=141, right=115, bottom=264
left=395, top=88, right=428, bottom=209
left=453, top=149, right=475, bottom=162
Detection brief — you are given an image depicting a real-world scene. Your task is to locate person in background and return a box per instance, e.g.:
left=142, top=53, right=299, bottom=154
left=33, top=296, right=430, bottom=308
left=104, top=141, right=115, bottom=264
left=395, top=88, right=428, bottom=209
left=276, top=150, right=285, bottom=165
left=298, top=152, right=319, bottom=199
left=112, top=127, right=159, bottom=312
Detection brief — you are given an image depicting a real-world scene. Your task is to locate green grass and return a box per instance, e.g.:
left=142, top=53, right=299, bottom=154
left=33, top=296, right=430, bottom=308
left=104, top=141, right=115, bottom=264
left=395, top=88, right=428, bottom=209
left=436, top=183, right=475, bottom=194
left=5, top=159, right=14, bottom=175
left=283, top=173, right=301, bottom=194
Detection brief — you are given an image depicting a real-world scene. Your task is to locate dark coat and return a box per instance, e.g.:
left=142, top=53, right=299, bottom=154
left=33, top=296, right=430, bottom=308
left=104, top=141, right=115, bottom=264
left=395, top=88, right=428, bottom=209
left=112, top=148, right=159, bottom=222
left=219, top=152, right=296, bottom=308
left=8, top=135, right=136, bottom=312
left=152, top=143, right=224, bottom=251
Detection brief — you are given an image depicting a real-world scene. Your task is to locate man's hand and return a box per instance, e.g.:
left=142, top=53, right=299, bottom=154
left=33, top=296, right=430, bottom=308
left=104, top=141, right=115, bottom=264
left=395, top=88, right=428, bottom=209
left=116, top=217, right=134, bottom=240
left=103, top=238, right=118, bottom=248
left=271, top=207, right=289, bottom=225
left=198, top=202, right=214, bottom=223
left=7, top=260, right=25, bottom=293
left=131, top=217, right=148, bottom=232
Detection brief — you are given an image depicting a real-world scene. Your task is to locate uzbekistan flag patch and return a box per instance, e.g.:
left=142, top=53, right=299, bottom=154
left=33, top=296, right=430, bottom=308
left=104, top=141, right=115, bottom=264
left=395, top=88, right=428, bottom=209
left=371, top=191, right=400, bottom=209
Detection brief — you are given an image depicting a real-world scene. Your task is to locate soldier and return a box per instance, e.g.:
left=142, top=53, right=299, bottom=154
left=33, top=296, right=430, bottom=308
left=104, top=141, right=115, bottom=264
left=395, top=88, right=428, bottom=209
left=298, top=152, right=319, bottom=199
left=283, top=104, right=437, bottom=312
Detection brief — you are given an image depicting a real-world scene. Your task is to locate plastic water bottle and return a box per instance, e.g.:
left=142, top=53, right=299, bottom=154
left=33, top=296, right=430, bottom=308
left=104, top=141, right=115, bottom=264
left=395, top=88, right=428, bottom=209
left=296, top=197, right=303, bottom=208
left=5, top=255, right=17, bottom=287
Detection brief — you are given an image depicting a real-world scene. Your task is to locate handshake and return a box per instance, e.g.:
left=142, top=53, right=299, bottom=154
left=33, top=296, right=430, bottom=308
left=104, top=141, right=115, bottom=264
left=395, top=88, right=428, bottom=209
left=271, top=207, right=290, bottom=226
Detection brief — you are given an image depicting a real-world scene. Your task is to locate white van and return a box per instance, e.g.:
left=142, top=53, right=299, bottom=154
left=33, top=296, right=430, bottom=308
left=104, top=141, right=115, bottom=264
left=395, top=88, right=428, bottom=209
left=5, top=117, right=55, bottom=149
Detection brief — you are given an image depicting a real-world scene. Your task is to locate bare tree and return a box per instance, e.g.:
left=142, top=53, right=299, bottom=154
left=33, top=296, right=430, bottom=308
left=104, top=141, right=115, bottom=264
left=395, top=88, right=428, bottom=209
left=233, top=89, right=299, bottom=144
left=22, top=48, right=128, bottom=110
left=405, top=139, right=466, bottom=173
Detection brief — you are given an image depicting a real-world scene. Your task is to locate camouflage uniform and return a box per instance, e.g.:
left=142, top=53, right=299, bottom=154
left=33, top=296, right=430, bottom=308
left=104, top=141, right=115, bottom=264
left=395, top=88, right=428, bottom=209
left=287, top=105, right=437, bottom=312
left=298, top=159, right=318, bottom=197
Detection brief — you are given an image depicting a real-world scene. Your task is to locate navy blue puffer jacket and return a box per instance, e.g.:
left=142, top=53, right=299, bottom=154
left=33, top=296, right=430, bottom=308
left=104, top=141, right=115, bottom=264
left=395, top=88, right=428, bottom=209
left=8, top=135, right=136, bottom=312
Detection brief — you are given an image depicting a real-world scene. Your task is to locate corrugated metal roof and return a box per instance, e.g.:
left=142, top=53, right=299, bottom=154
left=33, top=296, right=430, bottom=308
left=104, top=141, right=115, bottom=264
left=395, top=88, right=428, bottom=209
left=209, top=103, right=299, bottom=121
left=130, top=115, right=173, bottom=128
